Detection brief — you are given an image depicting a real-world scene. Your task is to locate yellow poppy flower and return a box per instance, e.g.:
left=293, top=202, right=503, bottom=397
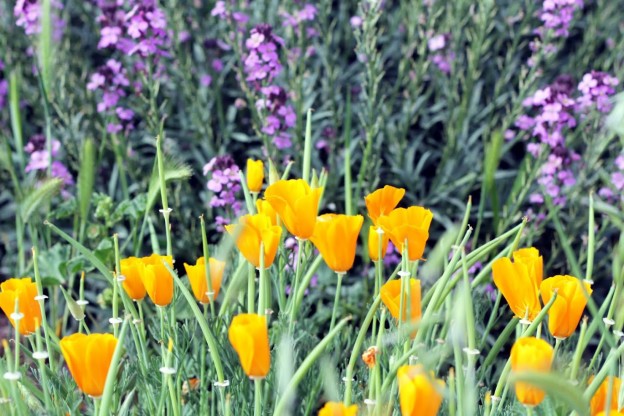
left=364, top=185, right=405, bottom=225
left=380, top=278, right=422, bottom=324
left=397, top=364, right=445, bottom=416
left=377, top=206, right=433, bottom=261
left=492, top=257, right=541, bottom=322
left=246, top=159, right=264, bottom=193
left=0, top=277, right=42, bottom=335
left=590, top=376, right=622, bottom=416
left=510, top=337, right=554, bottom=406
left=228, top=313, right=270, bottom=378
left=120, top=257, right=147, bottom=301
left=368, top=225, right=389, bottom=262
left=309, top=214, right=363, bottom=273
left=140, top=254, right=174, bottom=306
left=317, top=402, right=358, bottom=416
left=256, top=199, right=279, bottom=225
left=225, top=213, right=282, bottom=268
left=540, top=275, right=592, bottom=339
left=265, top=179, right=322, bottom=239
left=60, top=333, right=118, bottom=397
left=183, top=257, right=226, bottom=304
left=512, top=247, right=543, bottom=287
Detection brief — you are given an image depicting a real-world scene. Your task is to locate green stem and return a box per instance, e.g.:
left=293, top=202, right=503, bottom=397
left=254, top=379, right=263, bottom=416
left=330, top=272, right=344, bottom=331
left=156, top=135, right=173, bottom=257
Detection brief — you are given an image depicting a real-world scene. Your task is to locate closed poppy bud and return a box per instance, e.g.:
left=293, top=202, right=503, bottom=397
left=310, top=214, right=363, bottom=273
left=364, top=185, right=406, bottom=225
left=60, top=333, right=118, bottom=397
left=183, top=257, right=226, bottom=304
left=513, top=247, right=543, bottom=287
left=540, top=275, right=592, bottom=339
left=397, top=364, right=444, bottom=416
left=590, top=376, right=622, bottom=416
left=510, top=337, right=554, bottom=406
left=377, top=206, right=433, bottom=261
left=265, top=179, right=323, bottom=240
left=0, top=277, right=42, bottom=335
left=317, top=402, right=358, bottom=416
left=492, top=257, right=541, bottom=322
left=246, top=159, right=264, bottom=193
left=256, top=199, right=279, bottom=225
left=380, top=278, right=422, bottom=324
left=225, top=213, right=282, bottom=268
left=141, top=254, right=174, bottom=306
left=120, top=257, right=146, bottom=301
left=368, top=225, right=389, bottom=262
left=228, top=313, right=270, bottom=378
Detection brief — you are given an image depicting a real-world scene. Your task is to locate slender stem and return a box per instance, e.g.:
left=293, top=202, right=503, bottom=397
left=156, top=135, right=173, bottom=257
left=248, top=263, right=256, bottom=314
left=254, top=379, right=263, bottom=416
left=330, top=272, right=344, bottom=331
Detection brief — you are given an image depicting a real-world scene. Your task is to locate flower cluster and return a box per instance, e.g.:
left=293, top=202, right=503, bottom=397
left=577, top=71, right=619, bottom=113
left=24, top=134, right=74, bottom=195
left=211, top=1, right=250, bottom=28
left=256, top=86, right=296, bottom=149
left=528, top=0, right=584, bottom=67
left=598, top=155, right=624, bottom=202
left=87, top=59, right=135, bottom=134
left=0, top=60, right=7, bottom=112
left=515, top=72, right=618, bottom=206
left=241, top=24, right=297, bottom=150
left=14, top=0, right=64, bottom=38
left=280, top=3, right=318, bottom=63
left=428, top=32, right=454, bottom=75
left=96, top=0, right=170, bottom=58
left=203, top=155, right=243, bottom=231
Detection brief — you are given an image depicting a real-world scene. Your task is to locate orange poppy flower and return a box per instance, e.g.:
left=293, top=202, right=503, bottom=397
left=317, top=402, right=358, bottom=416
left=119, top=257, right=147, bottom=301
left=364, top=185, right=405, bottom=225
left=60, top=333, right=118, bottom=397
left=265, top=179, right=322, bottom=239
left=246, top=159, right=264, bottom=193
left=183, top=257, right=226, bottom=304
left=397, top=364, right=445, bottom=416
left=513, top=247, right=543, bottom=287
left=380, top=278, right=422, bottom=324
left=368, top=225, right=389, bottom=262
left=225, top=213, right=282, bottom=268
left=590, top=376, right=622, bottom=416
left=540, top=275, right=592, bottom=339
left=510, top=337, right=554, bottom=406
left=492, top=256, right=541, bottom=322
left=0, top=277, right=42, bottom=335
left=141, top=254, right=174, bottom=306
left=310, top=214, right=363, bottom=273
left=228, top=313, right=270, bottom=378
left=377, top=206, right=433, bottom=261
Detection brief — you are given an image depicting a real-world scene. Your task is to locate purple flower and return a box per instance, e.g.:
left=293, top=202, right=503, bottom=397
left=14, top=0, right=64, bottom=38
left=350, top=16, right=363, bottom=28
left=427, top=34, right=446, bottom=52
left=203, top=155, right=243, bottom=227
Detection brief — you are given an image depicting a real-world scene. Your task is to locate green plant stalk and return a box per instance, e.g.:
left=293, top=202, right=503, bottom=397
left=272, top=316, right=352, bottom=416
left=344, top=295, right=381, bottom=405
left=449, top=369, right=457, bottom=416
left=329, top=272, right=345, bottom=331
left=156, top=135, right=173, bottom=257
left=32, top=247, right=55, bottom=372
left=9, top=71, right=25, bottom=169
left=238, top=170, right=255, bottom=214
left=569, top=318, right=588, bottom=382
left=461, top=250, right=478, bottom=360
left=378, top=343, right=423, bottom=399
left=543, top=195, right=582, bottom=278
left=254, top=379, right=263, bottom=416
left=167, top=264, right=225, bottom=382
left=12, top=299, right=21, bottom=382
left=480, top=318, right=519, bottom=376
left=417, top=228, right=472, bottom=344
left=200, top=216, right=215, bottom=316
left=258, top=244, right=267, bottom=316
left=479, top=293, right=503, bottom=350
left=584, top=341, right=624, bottom=401
left=248, top=263, right=256, bottom=314
left=586, top=193, right=595, bottom=281
left=165, top=340, right=180, bottom=416
left=98, top=318, right=129, bottom=416
left=493, top=292, right=558, bottom=412
left=288, top=239, right=307, bottom=332
left=302, top=109, right=313, bottom=184
left=219, top=260, right=247, bottom=317
left=33, top=327, right=52, bottom=410
left=453, top=337, right=465, bottom=415
left=292, top=255, right=323, bottom=317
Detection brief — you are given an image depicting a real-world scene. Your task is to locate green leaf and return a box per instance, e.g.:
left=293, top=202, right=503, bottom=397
left=508, top=371, right=590, bottom=415
left=20, top=178, right=62, bottom=223
left=483, top=129, right=503, bottom=225
left=38, top=0, right=53, bottom=95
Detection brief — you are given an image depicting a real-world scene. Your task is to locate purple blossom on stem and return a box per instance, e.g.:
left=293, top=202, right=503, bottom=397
left=203, top=155, right=243, bottom=230
left=427, top=33, right=453, bottom=75
left=14, top=0, right=64, bottom=38
left=24, top=135, right=74, bottom=196
left=244, top=24, right=284, bottom=84
left=0, top=60, right=7, bottom=112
